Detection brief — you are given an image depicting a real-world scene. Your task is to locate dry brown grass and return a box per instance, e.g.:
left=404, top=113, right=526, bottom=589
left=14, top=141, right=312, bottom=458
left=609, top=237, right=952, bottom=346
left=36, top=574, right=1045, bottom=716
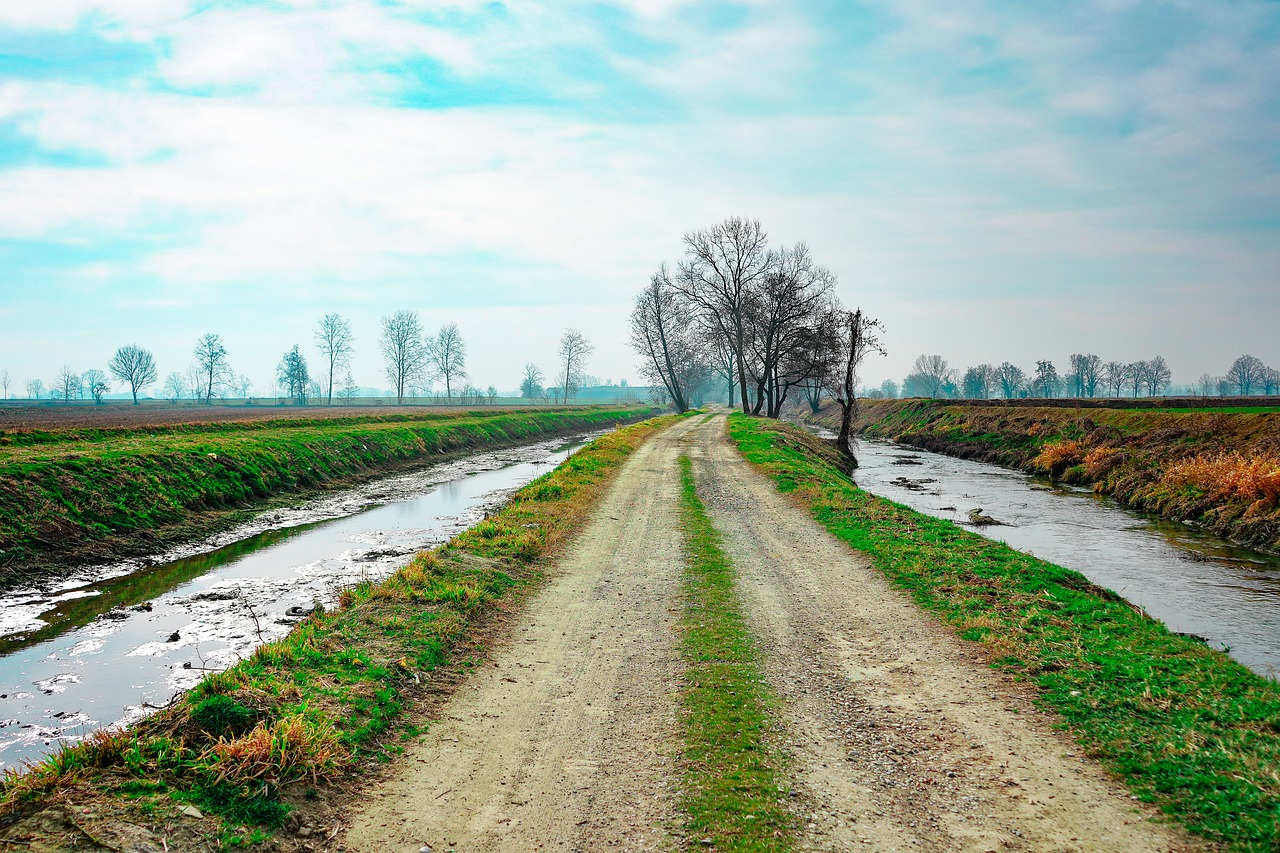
left=204, top=716, right=348, bottom=786
left=1164, top=451, right=1280, bottom=504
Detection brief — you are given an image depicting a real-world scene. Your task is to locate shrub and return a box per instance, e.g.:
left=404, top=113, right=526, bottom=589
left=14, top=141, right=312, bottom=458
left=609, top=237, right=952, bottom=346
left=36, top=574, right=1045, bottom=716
left=1163, top=452, right=1280, bottom=504
left=1033, top=440, right=1084, bottom=476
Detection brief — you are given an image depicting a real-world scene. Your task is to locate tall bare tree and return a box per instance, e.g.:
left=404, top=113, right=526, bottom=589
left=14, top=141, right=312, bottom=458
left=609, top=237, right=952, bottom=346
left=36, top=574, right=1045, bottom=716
left=380, top=310, right=428, bottom=405
left=905, top=354, right=953, bottom=397
left=1226, top=354, right=1266, bottom=395
left=1069, top=353, right=1103, bottom=397
left=1102, top=361, right=1129, bottom=397
left=426, top=322, right=468, bottom=402
left=193, top=333, right=231, bottom=403
left=0, top=369, right=10, bottom=400
left=1032, top=360, right=1060, bottom=398
left=53, top=365, right=81, bottom=401
left=558, top=329, right=593, bottom=404
left=1144, top=356, right=1171, bottom=396
left=1127, top=360, right=1148, bottom=397
left=994, top=362, right=1025, bottom=399
left=744, top=242, right=836, bottom=416
left=108, top=344, right=158, bottom=404
left=1262, top=367, right=1280, bottom=396
left=676, top=216, right=773, bottom=413
left=26, top=379, right=44, bottom=400
left=314, top=313, right=354, bottom=406
left=961, top=364, right=996, bottom=399
left=630, top=265, right=708, bottom=413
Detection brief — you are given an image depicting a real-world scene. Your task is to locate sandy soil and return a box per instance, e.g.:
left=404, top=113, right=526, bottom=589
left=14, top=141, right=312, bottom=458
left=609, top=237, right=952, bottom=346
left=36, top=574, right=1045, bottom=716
left=341, top=416, right=705, bottom=853
left=341, top=414, right=1211, bottom=853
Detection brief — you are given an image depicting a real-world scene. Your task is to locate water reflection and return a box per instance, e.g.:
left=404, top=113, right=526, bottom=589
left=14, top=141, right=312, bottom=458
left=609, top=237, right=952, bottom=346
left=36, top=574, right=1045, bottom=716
left=0, top=434, right=589, bottom=768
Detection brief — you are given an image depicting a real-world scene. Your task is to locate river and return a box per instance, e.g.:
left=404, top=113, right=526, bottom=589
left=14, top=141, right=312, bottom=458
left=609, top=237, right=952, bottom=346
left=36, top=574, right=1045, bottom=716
left=0, top=433, right=594, bottom=770
left=842, top=435, right=1280, bottom=679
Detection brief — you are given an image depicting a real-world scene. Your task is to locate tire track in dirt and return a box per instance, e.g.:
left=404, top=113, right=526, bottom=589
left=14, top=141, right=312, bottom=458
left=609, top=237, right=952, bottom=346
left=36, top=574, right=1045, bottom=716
left=686, top=414, right=1211, bottom=853
left=341, top=417, right=702, bottom=853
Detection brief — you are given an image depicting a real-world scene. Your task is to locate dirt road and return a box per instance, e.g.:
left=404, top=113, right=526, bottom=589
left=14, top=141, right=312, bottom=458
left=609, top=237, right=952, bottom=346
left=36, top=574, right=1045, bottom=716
left=344, top=414, right=1205, bottom=852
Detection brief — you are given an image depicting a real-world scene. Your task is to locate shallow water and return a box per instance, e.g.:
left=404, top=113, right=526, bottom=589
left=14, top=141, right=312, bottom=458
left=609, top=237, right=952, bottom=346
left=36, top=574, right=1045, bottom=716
left=843, top=435, right=1280, bottom=678
left=0, top=434, right=592, bottom=769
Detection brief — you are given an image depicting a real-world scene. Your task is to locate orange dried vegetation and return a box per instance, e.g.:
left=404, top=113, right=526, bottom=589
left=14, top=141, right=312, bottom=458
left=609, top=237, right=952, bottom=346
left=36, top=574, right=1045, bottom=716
left=1164, top=452, right=1280, bottom=504
left=1033, top=439, right=1084, bottom=474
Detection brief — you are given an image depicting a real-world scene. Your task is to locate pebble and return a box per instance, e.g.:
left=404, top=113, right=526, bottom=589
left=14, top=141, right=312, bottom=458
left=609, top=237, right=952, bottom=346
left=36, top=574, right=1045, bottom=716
left=180, top=805, right=203, bottom=819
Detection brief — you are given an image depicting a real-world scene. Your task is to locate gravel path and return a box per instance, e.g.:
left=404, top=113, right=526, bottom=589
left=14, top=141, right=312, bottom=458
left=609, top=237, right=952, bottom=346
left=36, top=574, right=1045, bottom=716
left=341, top=416, right=702, bottom=852
left=342, top=414, right=1211, bottom=853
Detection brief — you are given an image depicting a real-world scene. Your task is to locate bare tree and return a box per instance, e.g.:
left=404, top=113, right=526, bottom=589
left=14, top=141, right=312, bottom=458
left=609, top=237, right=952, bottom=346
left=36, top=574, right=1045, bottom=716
left=743, top=243, right=836, bottom=416
left=1144, top=356, right=1172, bottom=396
left=338, top=371, right=359, bottom=405
left=630, top=265, right=709, bottom=413
left=55, top=365, right=82, bottom=402
left=83, top=369, right=110, bottom=404
left=676, top=216, right=773, bottom=413
left=1197, top=373, right=1218, bottom=397
left=995, top=362, right=1025, bottom=399
left=904, top=354, right=953, bottom=397
left=1102, top=361, right=1129, bottom=397
left=0, top=369, right=10, bottom=400
left=108, top=344, right=158, bottom=404
left=26, top=379, right=44, bottom=400
left=961, top=364, right=997, bottom=399
left=1127, top=360, right=1148, bottom=397
left=1226, top=354, right=1266, bottom=395
left=193, top=333, right=232, bottom=403
left=832, top=308, right=886, bottom=462
left=1262, top=367, right=1280, bottom=396
left=380, top=310, right=429, bottom=405
left=1032, top=360, right=1060, bottom=398
left=163, top=372, right=186, bottom=403
left=1069, top=353, right=1103, bottom=397
left=520, top=363, right=544, bottom=400
left=314, top=313, right=354, bottom=406
left=426, top=322, right=468, bottom=402
left=558, top=329, right=593, bottom=404
left=276, top=345, right=310, bottom=405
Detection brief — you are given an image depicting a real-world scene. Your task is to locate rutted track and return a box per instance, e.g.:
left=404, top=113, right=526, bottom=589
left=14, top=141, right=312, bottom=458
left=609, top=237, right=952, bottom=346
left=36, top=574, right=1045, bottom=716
left=342, top=414, right=1208, bottom=853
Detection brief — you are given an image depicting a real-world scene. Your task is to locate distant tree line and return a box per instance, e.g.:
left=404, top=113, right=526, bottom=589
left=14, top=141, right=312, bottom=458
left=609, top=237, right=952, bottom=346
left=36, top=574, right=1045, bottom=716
left=629, top=215, right=884, bottom=453
left=874, top=353, right=1280, bottom=400
left=3, top=313, right=597, bottom=408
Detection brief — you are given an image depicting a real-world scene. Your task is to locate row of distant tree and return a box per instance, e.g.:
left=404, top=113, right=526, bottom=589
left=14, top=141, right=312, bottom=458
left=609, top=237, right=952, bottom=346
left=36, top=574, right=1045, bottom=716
left=0, top=313, right=600, bottom=406
left=872, top=353, right=1280, bottom=400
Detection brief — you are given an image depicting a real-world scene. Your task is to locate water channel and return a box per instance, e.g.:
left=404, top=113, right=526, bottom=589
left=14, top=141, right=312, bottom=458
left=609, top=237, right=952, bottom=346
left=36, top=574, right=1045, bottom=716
left=842, top=434, right=1280, bottom=679
left=0, top=433, right=595, bottom=770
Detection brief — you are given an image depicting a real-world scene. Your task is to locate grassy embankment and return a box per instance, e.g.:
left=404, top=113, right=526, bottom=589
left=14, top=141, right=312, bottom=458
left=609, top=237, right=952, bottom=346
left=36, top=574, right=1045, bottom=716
left=731, top=414, right=1280, bottom=851
left=809, top=398, right=1280, bottom=550
left=0, top=406, right=653, bottom=576
left=0, top=414, right=680, bottom=847
left=678, top=455, right=793, bottom=851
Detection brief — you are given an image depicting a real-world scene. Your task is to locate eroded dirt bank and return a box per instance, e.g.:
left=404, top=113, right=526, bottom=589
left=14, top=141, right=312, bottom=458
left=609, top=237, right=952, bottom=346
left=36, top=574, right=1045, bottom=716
left=341, top=413, right=1207, bottom=853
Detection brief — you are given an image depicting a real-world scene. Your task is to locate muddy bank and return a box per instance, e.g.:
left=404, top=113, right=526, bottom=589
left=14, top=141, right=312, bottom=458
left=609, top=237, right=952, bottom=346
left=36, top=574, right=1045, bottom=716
left=803, top=399, right=1280, bottom=551
left=0, top=406, right=653, bottom=584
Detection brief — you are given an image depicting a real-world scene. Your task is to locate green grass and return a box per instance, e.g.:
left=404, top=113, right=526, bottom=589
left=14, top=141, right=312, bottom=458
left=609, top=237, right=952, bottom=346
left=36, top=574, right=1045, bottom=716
left=0, top=414, right=681, bottom=842
left=0, top=406, right=654, bottom=573
left=678, top=455, right=794, bottom=852
left=728, top=414, right=1280, bottom=852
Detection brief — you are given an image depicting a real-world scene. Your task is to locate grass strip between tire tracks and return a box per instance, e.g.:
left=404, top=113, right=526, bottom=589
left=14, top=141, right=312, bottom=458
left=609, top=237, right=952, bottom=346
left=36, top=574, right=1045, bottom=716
left=678, top=454, right=794, bottom=852
left=0, top=414, right=681, bottom=848
left=728, top=413, right=1280, bottom=852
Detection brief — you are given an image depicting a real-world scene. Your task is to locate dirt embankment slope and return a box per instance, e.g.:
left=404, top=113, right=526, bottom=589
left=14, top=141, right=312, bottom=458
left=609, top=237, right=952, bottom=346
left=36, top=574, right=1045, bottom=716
left=807, top=399, right=1280, bottom=550
left=343, top=414, right=1203, bottom=853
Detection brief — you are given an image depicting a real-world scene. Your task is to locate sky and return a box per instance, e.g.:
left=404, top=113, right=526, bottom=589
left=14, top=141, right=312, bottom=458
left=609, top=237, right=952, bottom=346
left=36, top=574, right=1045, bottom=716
left=0, top=0, right=1277, bottom=397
